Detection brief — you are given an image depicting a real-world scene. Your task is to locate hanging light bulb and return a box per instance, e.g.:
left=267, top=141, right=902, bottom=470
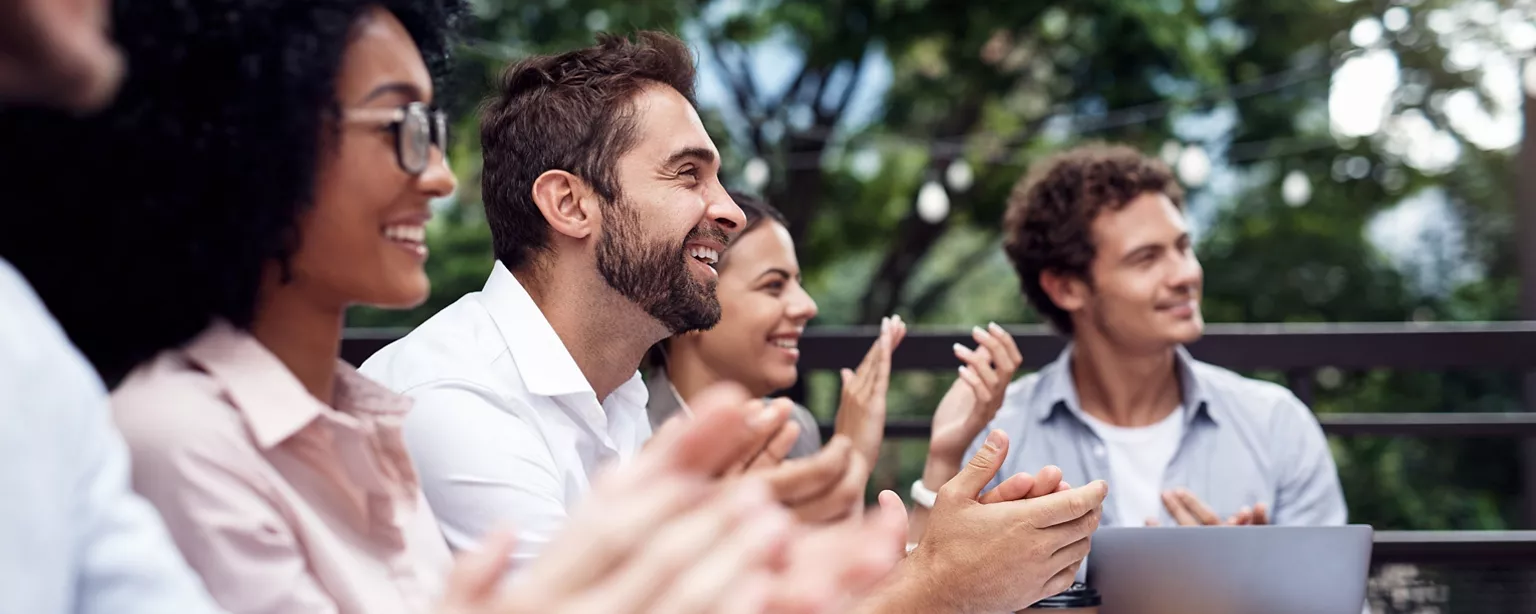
left=1176, top=145, right=1212, bottom=188
left=916, top=180, right=950, bottom=224
left=945, top=159, right=975, bottom=193
left=742, top=156, right=770, bottom=192
left=1281, top=170, right=1312, bottom=207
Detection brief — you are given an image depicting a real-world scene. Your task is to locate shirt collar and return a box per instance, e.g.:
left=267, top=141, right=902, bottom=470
left=643, top=367, right=692, bottom=429
left=478, top=260, right=594, bottom=399
left=1033, top=344, right=1215, bottom=427
left=183, top=320, right=413, bottom=449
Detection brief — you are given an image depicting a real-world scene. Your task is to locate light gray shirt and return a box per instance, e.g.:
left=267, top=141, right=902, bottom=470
left=644, top=367, right=823, bottom=459
left=0, top=258, right=222, bottom=614
left=967, top=346, right=1347, bottom=527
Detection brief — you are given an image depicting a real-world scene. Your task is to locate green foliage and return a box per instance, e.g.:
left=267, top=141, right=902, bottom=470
left=348, top=0, right=1534, bottom=563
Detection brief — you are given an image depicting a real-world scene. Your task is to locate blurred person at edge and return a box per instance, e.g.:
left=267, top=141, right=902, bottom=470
left=647, top=192, right=1113, bottom=614
left=0, top=2, right=903, bottom=613
left=907, top=144, right=1345, bottom=545
left=0, top=1, right=217, bottom=613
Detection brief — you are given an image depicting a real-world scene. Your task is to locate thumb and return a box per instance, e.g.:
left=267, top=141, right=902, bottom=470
left=945, top=430, right=1009, bottom=502
left=841, top=368, right=854, bottom=388
left=441, top=529, right=516, bottom=609
left=877, top=489, right=908, bottom=527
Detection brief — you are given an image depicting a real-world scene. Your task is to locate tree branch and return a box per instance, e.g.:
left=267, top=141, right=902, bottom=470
left=826, top=53, right=869, bottom=124
left=905, top=235, right=1000, bottom=319
left=708, top=36, right=761, bottom=121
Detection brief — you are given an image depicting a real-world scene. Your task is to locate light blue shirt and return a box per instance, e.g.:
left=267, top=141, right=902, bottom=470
left=968, top=346, right=1347, bottom=527
left=0, top=259, right=221, bottom=614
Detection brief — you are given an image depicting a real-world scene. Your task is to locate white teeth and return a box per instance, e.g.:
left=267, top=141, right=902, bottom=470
left=384, top=224, right=426, bottom=243
left=771, top=339, right=798, bottom=349
left=687, top=246, right=719, bottom=265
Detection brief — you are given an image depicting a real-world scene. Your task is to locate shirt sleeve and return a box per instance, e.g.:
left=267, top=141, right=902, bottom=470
left=400, top=381, right=569, bottom=567
left=1269, top=393, right=1348, bottom=526
left=121, top=410, right=338, bottom=614
left=0, top=261, right=223, bottom=614
left=785, top=403, right=824, bottom=459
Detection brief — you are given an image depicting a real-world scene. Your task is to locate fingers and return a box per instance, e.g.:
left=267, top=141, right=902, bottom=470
left=953, top=343, right=999, bottom=390
left=970, top=325, right=1017, bottom=382
left=766, top=436, right=853, bottom=505
left=788, top=451, right=869, bottom=524
left=644, top=506, right=795, bottom=614
left=643, top=384, right=794, bottom=478
left=745, top=420, right=801, bottom=472
left=876, top=490, right=908, bottom=529
left=1049, top=510, right=1101, bottom=557
left=1026, top=465, right=1063, bottom=499
left=1048, top=534, right=1093, bottom=577
left=1164, top=489, right=1221, bottom=526
left=987, top=322, right=1024, bottom=367
left=938, top=429, right=1010, bottom=504
left=978, top=472, right=1037, bottom=504
left=770, top=512, right=906, bottom=613
left=1041, top=555, right=1084, bottom=601
left=1251, top=503, right=1271, bottom=525
left=524, top=476, right=708, bottom=595
left=872, top=320, right=894, bottom=398
left=955, top=364, right=993, bottom=405
left=1022, top=480, right=1108, bottom=528
left=572, top=481, right=777, bottom=613
left=440, top=529, right=517, bottom=610
left=853, top=318, right=891, bottom=383
left=725, top=400, right=792, bottom=476
left=1161, top=490, right=1200, bottom=526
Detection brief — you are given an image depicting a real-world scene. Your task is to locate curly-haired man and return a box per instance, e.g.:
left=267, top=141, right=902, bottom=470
left=917, top=143, right=1345, bottom=531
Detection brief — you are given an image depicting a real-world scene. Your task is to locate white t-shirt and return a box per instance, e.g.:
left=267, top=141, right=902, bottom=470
left=1079, top=406, right=1185, bottom=526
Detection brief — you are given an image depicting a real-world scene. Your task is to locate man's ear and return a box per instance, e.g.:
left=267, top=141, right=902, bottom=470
left=531, top=170, right=599, bottom=241
left=1040, top=270, right=1089, bottom=314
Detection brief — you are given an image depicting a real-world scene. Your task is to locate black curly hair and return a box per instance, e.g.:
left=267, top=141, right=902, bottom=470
left=1002, top=143, right=1186, bottom=336
left=0, top=0, right=464, bottom=384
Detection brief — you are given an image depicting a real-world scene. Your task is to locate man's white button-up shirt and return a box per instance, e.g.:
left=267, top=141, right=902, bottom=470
left=360, top=261, right=651, bottom=565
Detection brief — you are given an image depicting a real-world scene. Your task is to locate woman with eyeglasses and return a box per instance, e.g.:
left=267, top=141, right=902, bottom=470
left=0, top=2, right=909, bottom=613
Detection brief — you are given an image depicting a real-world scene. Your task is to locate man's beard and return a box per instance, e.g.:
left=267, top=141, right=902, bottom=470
left=596, top=197, right=725, bottom=334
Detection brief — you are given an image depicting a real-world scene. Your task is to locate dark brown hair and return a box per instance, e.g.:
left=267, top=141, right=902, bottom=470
left=479, top=31, right=697, bottom=272
left=1002, top=143, right=1186, bottom=335
left=730, top=190, right=787, bottom=239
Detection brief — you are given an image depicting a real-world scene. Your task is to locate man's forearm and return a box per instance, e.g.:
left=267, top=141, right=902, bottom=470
left=848, top=559, right=954, bottom=614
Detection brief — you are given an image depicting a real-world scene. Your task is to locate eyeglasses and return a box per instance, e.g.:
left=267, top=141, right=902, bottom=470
left=343, top=101, right=447, bottom=175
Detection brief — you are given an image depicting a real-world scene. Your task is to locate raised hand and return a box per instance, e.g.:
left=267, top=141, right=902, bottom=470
left=928, top=323, right=1022, bottom=463
left=835, top=315, right=907, bottom=466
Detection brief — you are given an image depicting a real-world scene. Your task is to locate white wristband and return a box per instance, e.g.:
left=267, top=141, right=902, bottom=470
left=909, top=478, right=939, bottom=509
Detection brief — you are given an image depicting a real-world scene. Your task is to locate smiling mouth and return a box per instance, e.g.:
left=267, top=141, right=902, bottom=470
left=687, top=245, right=720, bottom=270
left=384, top=223, right=428, bottom=258
left=770, top=338, right=798, bottom=350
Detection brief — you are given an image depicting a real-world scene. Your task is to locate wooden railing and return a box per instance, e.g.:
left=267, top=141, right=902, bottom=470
left=341, top=321, right=1536, bottom=566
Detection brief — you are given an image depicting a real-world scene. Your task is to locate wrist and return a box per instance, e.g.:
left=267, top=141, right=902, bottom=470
left=921, top=456, right=962, bottom=488
left=887, top=553, right=962, bottom=614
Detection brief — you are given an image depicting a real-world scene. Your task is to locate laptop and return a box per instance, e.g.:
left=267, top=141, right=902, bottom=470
left=1085, top=525, right=1373, bottom=614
